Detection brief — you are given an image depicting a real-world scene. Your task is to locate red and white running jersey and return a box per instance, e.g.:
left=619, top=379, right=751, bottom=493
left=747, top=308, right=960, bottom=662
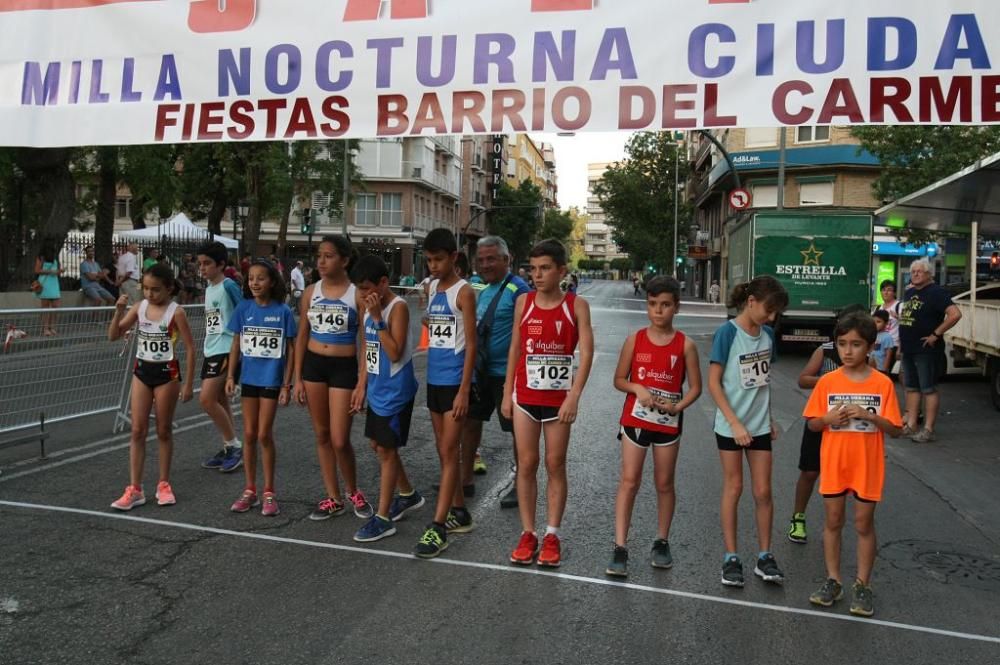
left=514, top=292, right=579, bottom=407
left=619, top=329, right=686, bottom=435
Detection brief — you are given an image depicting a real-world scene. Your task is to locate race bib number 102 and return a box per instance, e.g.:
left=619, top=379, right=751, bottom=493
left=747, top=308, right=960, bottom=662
left=526, top=354, right=573, bottom=391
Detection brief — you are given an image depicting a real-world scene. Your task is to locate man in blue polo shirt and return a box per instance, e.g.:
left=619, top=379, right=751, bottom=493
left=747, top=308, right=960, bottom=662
left=462, top=236, right=530, bottom=508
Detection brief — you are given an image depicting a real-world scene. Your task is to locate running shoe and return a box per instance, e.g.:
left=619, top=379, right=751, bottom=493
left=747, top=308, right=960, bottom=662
left=354, top=515, right=397, bottom=543
left=201, top=449, right=226, bottom=470
left=900, top=423, right=917, bottom=437
left=499, top=483, right=519, bottom=509
left=788, top=513, right=808, bottom=544
left=309, top=497, right=346, bottom=521
left=509, top=531, right=539, bottom=565
left=650, top=539, right=673, bottom=569
left=389, top=491, right=426, bottom=522
left=444, top=507, right=474, bottom=534
left=721, top=556, right=745, bottom=587
left=220, top=446, right=243, bottom=473
left=155, top=481, right=176, bottom=506
left=850, top=580, right=875, bottom=617
left=413, top=524, right=448, bottom=559
left=473, top=454, right=487, bottom=475
left=537, top=533, right=562, bottom=568
left=911, top=428, right=936, bottom=443
left=348, top=490, right=375, bottom=519
left=809, top=578, right=844, bottom=607
left=111, top=486, right=145, bottom=511
left=261, top=491, right=280, bottom=517
left=605, top=545, right=628, bottom=577
left=230, top=489, right=259, bottom=513
left=753, top=553, right=785, bottom=584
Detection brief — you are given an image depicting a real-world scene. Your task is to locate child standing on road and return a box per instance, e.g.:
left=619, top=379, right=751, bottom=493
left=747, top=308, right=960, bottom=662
left=605, top=276, right=702, bottom=578
left=502, top=239, right=595, bottom=568
left=804, top=312, right=902, bottom=617
left=196, top=242, right=245, bottom=474
left=293, top=236, right=373, bottom=522
left=708, top=276, right=788, bottom=588
left=869, top=310, right=897, bottom=375
left=225, top=259, right=297, bottom=517
left=350, top=255, right=425, bottom=542
left=413, top=228, right=478, bottom=559
left=108, top=263, right=195, bottom=510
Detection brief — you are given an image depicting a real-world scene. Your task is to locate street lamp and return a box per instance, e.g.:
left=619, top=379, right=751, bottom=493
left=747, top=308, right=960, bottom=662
left=231, top=202, right=249, bottom=255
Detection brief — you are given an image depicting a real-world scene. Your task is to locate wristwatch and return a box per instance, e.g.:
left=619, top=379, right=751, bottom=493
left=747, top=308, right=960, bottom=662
left=373, top=320, right=387, bottom=331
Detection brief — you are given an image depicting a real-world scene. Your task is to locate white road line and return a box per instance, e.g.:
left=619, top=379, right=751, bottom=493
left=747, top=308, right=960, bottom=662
left=0, top=414, right=235, bottom=483
left=0, top=499, right=997, bottom=646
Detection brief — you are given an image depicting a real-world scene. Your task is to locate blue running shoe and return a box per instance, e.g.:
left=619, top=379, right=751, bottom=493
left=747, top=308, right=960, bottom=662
left=220, top=446, right=243, bottom=473
left=354, top=515, right=397, bottom=543
left=389, top=491, right=426, bottom=522
left=201, top=449, right=226, bottom=470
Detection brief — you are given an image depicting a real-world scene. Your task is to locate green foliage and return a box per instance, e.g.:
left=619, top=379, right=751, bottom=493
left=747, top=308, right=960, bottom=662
left=488, top=180, right=542, bottom=263
left=591, top=132, right=689, bottom=272
left=851, top=126, right=1000, bottom=204
left=610, top=257, right=633, bottom=271
left=539, top=208, right=574, bottom=245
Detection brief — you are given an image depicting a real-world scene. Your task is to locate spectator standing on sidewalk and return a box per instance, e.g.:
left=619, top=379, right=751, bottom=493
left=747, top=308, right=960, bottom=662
left=709, top=280, right=720, bottom=304
left=34, top=240, right=63, bottom=336
left=116, top=242, right=142, bottom=303
left=290, top=260, right=306, bottom=311
left=897, top=259, right=961, bottom=443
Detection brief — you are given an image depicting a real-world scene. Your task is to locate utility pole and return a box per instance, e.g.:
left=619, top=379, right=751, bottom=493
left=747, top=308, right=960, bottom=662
left=341, top=142, right=351, bottom=237
left=777, top=128, right=786, bottom=211
left=673, top=138, right=680, bottom=279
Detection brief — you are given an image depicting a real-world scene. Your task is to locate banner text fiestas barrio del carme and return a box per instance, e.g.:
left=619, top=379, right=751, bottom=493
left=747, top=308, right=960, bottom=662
left=3, top=0, right=1000, bottom=146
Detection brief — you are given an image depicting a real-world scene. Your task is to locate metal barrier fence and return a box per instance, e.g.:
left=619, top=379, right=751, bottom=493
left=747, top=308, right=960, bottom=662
left=2, top=286, right=426, bottom=437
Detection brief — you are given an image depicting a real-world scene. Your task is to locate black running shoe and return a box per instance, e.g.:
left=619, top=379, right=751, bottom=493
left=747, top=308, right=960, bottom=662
left=721, top=556, right=745, bottom=587
left=605, top=545, right=628, bottom=577
left=414, top=524, right=448, bottom=559
left=753, top=553, right=785, bottom=584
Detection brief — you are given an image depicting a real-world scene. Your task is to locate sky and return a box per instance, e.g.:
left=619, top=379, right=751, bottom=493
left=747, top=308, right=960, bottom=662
left=531, top=131, right=632, bottom=211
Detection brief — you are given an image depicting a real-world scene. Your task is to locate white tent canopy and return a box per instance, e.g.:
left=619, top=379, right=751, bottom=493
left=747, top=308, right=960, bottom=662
left=118, top=213, right=238, bottom=250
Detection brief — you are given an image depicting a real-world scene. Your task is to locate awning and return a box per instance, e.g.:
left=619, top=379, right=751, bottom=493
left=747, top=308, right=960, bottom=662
left=874, top=152, right=1000, bottom=234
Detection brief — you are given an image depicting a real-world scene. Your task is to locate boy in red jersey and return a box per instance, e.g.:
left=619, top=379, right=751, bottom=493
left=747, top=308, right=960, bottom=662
left=605, top=276, right=702, bottom=578
left=501, top=239, right=594, bottom=567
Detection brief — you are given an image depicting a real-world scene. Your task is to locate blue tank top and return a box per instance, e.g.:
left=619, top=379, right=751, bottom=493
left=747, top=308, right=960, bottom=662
left=307, top=282, right=358, bottom=346
left=364, top=297, right=418, bottom=416
left=426, top=278, right=470, bottom=386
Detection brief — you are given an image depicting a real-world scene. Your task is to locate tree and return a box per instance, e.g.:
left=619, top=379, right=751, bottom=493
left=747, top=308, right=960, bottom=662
left=851, top=126, right=1000, bottom=204
left=488, top=180, right=542, bottom=264
left=567, top=206, right=589, bottom=268
left=591, top=132, right=689, bottom=274
left=539, top=207, right=574, bottom=245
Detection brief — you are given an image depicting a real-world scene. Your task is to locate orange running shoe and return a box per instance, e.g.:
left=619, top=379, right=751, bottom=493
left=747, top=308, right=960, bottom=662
left=509, top=531, right=539, bottom=565
left=537, top=533, right=562, bottom=568
left=155, top=481, right=176, bottom=506
left=111, top=486, right=145, bottom=511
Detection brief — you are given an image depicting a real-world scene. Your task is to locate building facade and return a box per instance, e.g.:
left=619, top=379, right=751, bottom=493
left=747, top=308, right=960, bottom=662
left=584, top=162, right=626, bottom=263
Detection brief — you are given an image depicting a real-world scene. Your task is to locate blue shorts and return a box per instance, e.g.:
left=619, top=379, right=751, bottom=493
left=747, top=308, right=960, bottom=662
left=83, top=284, right=113, bottom=301
left=901, top=353, right=943, bottom=394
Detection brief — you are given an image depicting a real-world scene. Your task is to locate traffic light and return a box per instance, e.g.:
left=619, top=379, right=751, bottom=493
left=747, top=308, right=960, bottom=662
left=300, top=208, right=313, bottom=235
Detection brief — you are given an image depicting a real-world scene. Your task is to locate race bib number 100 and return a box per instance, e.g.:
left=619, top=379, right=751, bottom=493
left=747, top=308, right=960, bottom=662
left=526, top=355, right=573, bottom=391
left=630, top=388, right=681, bottom=428
left=427, top=314, right=456, bottom=349
left=241, top=326, right=283, bottom=358
left=739, top=350, right=771, bottom=389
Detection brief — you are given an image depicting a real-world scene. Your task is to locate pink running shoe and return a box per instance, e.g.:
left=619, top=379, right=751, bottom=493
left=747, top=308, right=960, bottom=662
left=155, top=481, right=176, bottom=506
left=111, top=486, right=145, bottom=511
left=261, top=491, right=280, bottom=517
left=348, top=490, right=374, bottom=519
left=230, top=489, right=259, bottom=513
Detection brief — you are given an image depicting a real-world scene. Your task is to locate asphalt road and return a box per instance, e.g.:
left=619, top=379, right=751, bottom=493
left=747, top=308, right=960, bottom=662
left=1, top=280, right=999, bottom=664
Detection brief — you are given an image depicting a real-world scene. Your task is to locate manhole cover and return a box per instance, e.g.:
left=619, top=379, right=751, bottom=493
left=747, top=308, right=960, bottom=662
left=881, top=540, right=1000, bottom=592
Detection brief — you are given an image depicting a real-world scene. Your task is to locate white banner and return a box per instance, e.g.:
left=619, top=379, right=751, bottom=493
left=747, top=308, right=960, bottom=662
left=2, top=0, right=999, bottom=146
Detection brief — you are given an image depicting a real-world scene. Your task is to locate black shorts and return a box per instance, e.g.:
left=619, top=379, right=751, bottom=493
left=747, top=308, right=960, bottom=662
left=715, top=432, right=772, bottom=452
left=515, top=402, right=561, bottom=423
left=468, top=374, right=513, bottom=433
left=822, top=490, right=877, bottom=504
left=301, top=350, right=359, bottom=390
left=799, top=422, right=822, bottom=473
left=241, top=384, right=280, bottom=400
left=619, top=426, right=679, bottom=448
left=427, top=384, right=474, bottom=414
left=200, top=354, right=231, bottom=380
left=134, top=359, right=180, bottom=389
left=365, top=401, right=415, bottom=449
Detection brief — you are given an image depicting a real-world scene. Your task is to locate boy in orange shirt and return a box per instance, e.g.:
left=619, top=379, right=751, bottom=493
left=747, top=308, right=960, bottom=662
left=803, top=312, right=902, bottom=618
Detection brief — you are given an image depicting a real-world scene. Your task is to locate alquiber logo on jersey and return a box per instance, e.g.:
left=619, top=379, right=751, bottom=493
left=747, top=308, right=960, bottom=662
left=1, top=0, right=595, bottom=32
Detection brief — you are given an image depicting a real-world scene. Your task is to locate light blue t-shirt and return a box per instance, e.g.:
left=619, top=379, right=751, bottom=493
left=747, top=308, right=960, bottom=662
left=710, top=320, right=775, bottom=438
left=871, top=330, right=896, bottom=369
left=226, top=299, right=297, bottom=388
left=203, top=278, right=244, bottom=357
left=80, top=260, right=102, bottom=288
left=473, top=273, right=531, bottom=377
